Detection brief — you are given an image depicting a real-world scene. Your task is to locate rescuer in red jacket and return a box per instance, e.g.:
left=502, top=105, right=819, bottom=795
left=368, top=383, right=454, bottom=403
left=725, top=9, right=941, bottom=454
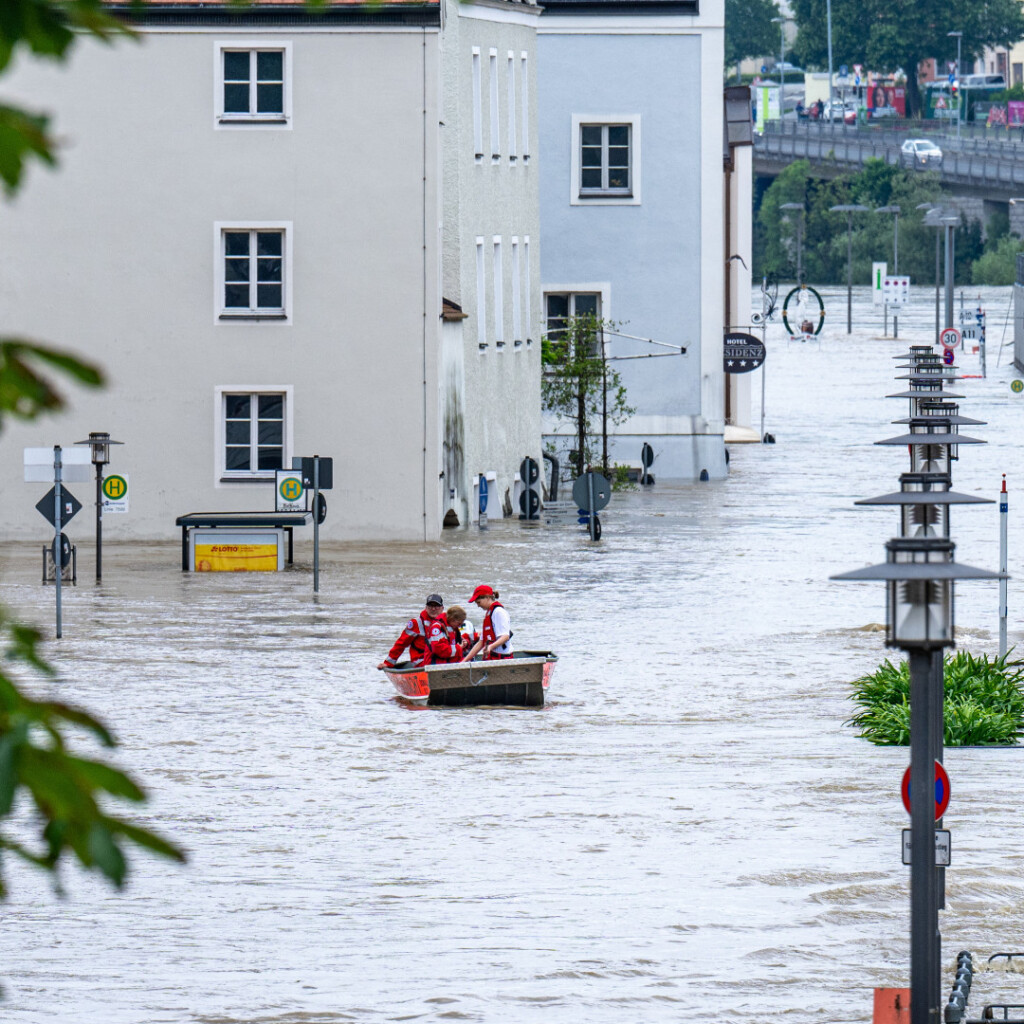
left=465, top=585, right=513, bottom=660
left=378, top=594, right=444, bottom=669
left=425, top=605, right=468, bottom=665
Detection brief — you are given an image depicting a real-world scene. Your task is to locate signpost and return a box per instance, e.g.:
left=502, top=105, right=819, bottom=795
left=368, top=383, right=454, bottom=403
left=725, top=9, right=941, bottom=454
left=640, top=443, right=654, bottom=486
left=293, top=455, right=333, bottom=593
left=939, top=327, right=961, bottom=350
left=572, top=471, right=611, bottom=542
left=519, top=457, right=540, bottom=521
left=872, top=262, right=887, bottom=308
left=902, top=829, right=952, bottom=867
left=479, top=473, right=489, bottom=529
left=101, top=474, right=129, bottom=514
left=275, top=469, right=306, bottom=513
left=901, top=760, right=951, bottom=820
left=882, top=276, right=911, bottom=307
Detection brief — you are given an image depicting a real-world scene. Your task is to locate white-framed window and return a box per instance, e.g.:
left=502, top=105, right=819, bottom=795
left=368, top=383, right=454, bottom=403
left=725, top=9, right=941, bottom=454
left=476, top=237, right=487, bottom=350
left=489, top=49, right=500, bottom=161
left=523, top=236, right=532, bottom=345
left=215, top=222, right=292, bottom=323
left=570, top=115, right=641, bottom=205
left=472, top=48, right=483, bottom=160
left=215, top=386, right=293, bottom=482
left=507, top=53, right=517, bottom=161
left=545, top=291, right=600, bottom=339
left=520, top=52, right=530, bottom=161
left=215, top=43, right=292, bottom=128
left=511, top=237, right=522, bottom=345
left=492, top=236, right=504, bottom=347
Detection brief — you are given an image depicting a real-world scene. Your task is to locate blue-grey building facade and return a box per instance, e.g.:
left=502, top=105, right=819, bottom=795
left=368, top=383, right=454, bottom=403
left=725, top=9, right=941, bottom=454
left=537, top=0, right=729, bottom=480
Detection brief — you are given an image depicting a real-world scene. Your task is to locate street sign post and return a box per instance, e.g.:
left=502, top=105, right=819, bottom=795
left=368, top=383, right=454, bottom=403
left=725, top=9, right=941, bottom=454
left=275, top=469, right=306, bottom=513
left=902, top=829, right=951, bottom=867
left=940, top=327, right=961, bottom=350
left=872, top=262, right=887, bottom=308
left=572, top=472, right=611, bottom=542
left=36, top=486, right=82, bottom=528
left=1012, top=379, right=1024, bottom=395
left=479, top=473, right=489, bottom=529
left=943, top=349, right=955, bottom=366
left=101, top=473, right=129, bottom=514
left=882, top=276, right=911, bottom=306
left=519, top=457, right=540, bottom=521
left=901, top=761, right=951, bottom=820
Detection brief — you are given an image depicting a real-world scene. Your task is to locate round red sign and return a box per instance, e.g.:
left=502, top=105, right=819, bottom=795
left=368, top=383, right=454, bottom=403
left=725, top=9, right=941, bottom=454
left=901, top=761, right=951, bottom=820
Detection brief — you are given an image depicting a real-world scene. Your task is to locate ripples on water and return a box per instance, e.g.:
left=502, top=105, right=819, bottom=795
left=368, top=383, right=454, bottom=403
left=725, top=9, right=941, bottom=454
left=0, top=287, right=1022, bottom=1023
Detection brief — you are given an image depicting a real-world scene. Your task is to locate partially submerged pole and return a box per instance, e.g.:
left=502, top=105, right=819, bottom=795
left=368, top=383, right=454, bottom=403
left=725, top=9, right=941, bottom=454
left=1000, top=475, right=1008, bottom=658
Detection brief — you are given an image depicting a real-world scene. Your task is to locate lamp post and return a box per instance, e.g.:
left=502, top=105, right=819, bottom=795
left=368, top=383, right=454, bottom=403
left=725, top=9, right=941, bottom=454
left=918, top=203, right=941, bottom=344
left=876, top=204, right=901, bottom=338
left=830, top=204, right=869, bottom=332
left=947, top=32, right=962, bottom=141
left=826, top=0, right=834, bottom=126
left=939, top=213, right=959, bottom=330
left=772, top=16, right=786, bottom=115
left=74, top=431, right=123, bottom=583
left=780, top=202, right=805, bottom=284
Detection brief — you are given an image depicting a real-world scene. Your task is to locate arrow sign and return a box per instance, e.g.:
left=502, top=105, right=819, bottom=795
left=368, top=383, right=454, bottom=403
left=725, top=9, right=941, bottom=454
left=36, top=487, right=82, bottom=528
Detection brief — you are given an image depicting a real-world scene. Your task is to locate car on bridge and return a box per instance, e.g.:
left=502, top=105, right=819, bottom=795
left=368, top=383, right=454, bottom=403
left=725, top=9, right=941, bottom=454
left=900, top=138, right=943, bottom=169
left=823, top=100, right=857, bottom=123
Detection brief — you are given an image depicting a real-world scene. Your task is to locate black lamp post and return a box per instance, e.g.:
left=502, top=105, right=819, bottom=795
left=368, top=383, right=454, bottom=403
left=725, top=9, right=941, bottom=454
left=829, top=204, right=869, bottom=333
left=74, top=431, right=124, bottom=582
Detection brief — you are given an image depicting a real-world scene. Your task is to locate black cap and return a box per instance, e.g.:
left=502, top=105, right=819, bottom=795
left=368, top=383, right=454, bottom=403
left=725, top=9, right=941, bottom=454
left=426, top=594, right=444, bottom=606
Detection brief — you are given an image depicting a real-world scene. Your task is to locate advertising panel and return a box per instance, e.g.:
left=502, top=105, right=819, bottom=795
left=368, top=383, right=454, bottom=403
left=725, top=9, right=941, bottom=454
left=190, top=530, right=284, bottom=572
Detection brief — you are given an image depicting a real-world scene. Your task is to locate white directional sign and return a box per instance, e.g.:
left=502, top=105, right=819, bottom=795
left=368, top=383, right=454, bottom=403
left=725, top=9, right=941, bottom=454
left=24, top=446, right=91, bottom=483
left=940, top=327, right=961, bottom=350
left=101, top=473, right=129, bottom=514
left=882, top=276, right=911, bottom=306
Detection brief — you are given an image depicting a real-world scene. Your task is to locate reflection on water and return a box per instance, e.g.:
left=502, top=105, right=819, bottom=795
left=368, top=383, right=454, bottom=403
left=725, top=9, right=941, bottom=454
left=0, top=287, right=1022, bottom=1023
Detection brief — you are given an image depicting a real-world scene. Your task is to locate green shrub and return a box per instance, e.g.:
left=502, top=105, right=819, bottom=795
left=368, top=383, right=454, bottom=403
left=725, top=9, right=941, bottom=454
left=849, top=650, right=1024, bottom=745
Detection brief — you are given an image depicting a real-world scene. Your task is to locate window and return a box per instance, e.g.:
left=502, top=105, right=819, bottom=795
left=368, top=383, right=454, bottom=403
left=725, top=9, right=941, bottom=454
left=216, top=44, right=291, bottom=127
left=489, top=49, right=500, bottom=161
left=580, top=124, right=631, bottom=194
left=523, top=236, right=531, bottom=345
left=219, top=227, right=287, bottom=319
left=221, top=391, right=287, bottom=477
left=546, top=292, right=600, bottom=340
left=507, top=53, right=517, bottom=160
left=511, top=238, right=521, bottom=345
left=520, top=53, right=530, bottom=161
left=571, top=115, right=641, bottom=205
left=472, top=49, right=483, bottom=159
left=1014, top=62, right=1023, bottom=86
left=492, top=236, right=504, bottom=346
left=476, top=238, right=487, bottom=349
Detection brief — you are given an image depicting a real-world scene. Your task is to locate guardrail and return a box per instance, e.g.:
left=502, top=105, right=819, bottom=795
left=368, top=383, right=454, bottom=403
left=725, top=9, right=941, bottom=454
left=755, top=121, right=1024, bottom=192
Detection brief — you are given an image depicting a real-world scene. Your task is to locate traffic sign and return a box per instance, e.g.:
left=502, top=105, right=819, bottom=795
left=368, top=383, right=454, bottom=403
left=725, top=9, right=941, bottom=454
left=292, top=456, right=333, bottom=490
left=902, top=829, right=951, bottom=866
left=882, top=276, right=910, bottom=306
left=901, top=761, right=950, bottom=820
left=1012, top=379, right=1024, bottom=394
left=943, top=349, right=955, bottom=366
left=36, top=487, right=81, bottom=528
left=23, top=446, right=91, bottom=483
left=572, top=472, right=611, bottom=513
left=101, top=473, right=129, bottom=514
left=940, top=327, right=961, bottom=350
left=275, top=469, right=306, bottom=513
left=520, top=457, right=539, bottom=486
left=479, top=474, right=489, bottom=514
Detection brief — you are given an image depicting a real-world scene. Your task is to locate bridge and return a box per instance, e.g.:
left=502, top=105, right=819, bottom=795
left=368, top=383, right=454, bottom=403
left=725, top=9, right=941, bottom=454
left=754, top=121, right=1024, bottom=205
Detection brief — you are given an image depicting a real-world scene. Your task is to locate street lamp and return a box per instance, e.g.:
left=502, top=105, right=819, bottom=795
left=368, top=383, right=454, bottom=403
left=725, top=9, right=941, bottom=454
left=826, top=0, right=834, bottom=127
left=780, top=202, right=805, bottom=284
left=772, top=16, right=787, bottom=115
left=876, top=204, right=901, bottom=337
left=74, top=431, right=123, bottom=583
left=947, top=32, right=962, bottom=141
left=829, top=204, right=869, bottom=332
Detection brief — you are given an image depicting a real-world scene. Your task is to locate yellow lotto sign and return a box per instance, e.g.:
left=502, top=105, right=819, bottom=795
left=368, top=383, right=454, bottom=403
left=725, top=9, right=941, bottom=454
left=195, top=544, right=278, bottom=572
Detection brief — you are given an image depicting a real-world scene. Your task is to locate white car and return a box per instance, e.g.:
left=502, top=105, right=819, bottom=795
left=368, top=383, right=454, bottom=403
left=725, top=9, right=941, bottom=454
left=823, top=100, right=857, bottom=122
left=901, top=138, right=943, bottom=168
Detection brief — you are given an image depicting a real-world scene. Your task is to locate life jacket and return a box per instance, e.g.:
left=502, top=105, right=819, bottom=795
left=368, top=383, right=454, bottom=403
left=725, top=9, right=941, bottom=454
left=482, top=601, right=513, bottom=659
left=384, top=609, right=433, bottom=667
left=426, top=614, right=463, bottom=665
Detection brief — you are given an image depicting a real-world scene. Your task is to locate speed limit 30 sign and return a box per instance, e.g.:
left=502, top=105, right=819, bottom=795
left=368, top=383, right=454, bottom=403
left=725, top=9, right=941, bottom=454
left=940, top=327, right=961, bottom=350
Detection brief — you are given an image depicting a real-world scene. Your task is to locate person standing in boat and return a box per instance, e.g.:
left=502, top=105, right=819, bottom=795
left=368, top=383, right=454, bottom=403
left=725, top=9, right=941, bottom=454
left=425, top=605, right=468, bottom=664
left=465, top=585, right=513, bottom=660
left=377, top=594, right=444, bottom=669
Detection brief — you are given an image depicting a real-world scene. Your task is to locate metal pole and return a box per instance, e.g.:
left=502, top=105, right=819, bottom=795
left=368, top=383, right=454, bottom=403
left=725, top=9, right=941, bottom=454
left=95, top=462, right=103, bottom=583
left=602, top=343, right=608, bottom=476
left=956, top=36, right=962, bottom=141
left=846, top=213, right=853, bottom=334
left=935, top=229, right=941, bottom=345
left=894, top=213, right=900, bottom=339
left=797, top=217, right=803, bottom=286
left=587, top=472, right=596, bottom=542
left=944, top=223, right=955, bottom=330
left=1001, top=475, right=1009, bottom=658
left=313, top=455, right=320, bottom=593
left=53, top=445, right=63, bottom=639
left=760, top=318, right=767, bottom=441
left=909, top=647, right=941, bottom=1024
left=826, top=0, right=834, bottom=118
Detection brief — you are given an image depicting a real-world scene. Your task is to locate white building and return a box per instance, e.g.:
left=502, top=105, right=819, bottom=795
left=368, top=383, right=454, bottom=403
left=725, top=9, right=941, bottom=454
left=0, top=0, right=542, bottom=544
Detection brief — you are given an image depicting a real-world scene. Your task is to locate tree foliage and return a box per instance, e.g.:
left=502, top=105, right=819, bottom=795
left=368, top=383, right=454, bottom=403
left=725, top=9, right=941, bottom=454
left=0, top=0, right=183, bottom=906
left=789, top=0, right=1024, bottom=116
left=725, top=0, right=781, bottom=72
left=541, top=314, right=634, bottom=478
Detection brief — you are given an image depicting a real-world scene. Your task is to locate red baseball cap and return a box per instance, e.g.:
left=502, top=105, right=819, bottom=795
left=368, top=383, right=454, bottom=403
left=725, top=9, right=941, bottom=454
left=468, top=584, right=494, bottom=602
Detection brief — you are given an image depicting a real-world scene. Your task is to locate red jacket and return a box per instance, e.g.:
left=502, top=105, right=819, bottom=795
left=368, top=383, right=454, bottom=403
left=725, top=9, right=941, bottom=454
left=426, top=614, right=464, bottom=665
left=384, top=610, right=433, bottom=667
left=482, top=601, right=512, bottom=660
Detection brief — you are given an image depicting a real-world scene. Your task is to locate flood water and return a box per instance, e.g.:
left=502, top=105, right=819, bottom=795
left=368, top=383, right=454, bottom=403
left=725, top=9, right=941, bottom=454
left=1, top=285, right=1023, bottom=1023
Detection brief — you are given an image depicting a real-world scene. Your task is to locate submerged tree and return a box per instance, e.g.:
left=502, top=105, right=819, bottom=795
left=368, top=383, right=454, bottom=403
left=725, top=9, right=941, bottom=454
left=541, top=313, right=634, bottom=479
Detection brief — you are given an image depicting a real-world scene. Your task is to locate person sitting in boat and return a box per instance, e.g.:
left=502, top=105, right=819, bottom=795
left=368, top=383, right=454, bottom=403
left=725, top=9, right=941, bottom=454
left=377, top=594, right=444, bottom=669
left=457, top=614, right=480, bottom=655
left=465, top=585, right=513, bottom=660
left=426, top=605, right=468, bottom=665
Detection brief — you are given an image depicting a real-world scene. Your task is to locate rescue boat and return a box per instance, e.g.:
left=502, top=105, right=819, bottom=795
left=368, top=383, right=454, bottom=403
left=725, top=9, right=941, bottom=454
left=380, top=651, right=558, bottom=707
